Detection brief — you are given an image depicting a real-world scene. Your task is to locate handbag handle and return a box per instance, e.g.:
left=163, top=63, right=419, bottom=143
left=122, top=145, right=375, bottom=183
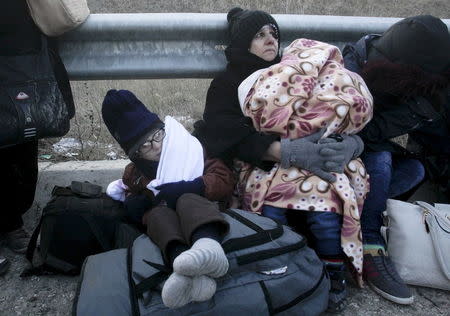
left=415, top=201, right=450, bottom=280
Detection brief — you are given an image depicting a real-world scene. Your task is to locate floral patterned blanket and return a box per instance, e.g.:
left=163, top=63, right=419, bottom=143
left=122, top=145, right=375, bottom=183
left=237, top=39, right=374, bottom=284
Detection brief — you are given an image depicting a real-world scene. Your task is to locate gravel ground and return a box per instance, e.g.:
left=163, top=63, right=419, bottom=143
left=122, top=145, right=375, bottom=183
left=1, top=232, right=450, bottom=316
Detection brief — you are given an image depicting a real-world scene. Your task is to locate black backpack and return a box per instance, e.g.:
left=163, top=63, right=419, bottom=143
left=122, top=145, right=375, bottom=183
left=22, top=181, right=141, bottom=276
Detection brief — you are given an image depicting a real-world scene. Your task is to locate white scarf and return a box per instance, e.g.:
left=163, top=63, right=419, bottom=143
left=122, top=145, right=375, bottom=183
left=106, top=116, right=204, bottom=201
left=147, top=116, right=204, bottom=195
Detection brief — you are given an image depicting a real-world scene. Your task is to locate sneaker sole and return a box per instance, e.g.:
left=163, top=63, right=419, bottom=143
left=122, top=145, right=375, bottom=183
left=367, top=281, right=414, bottom=305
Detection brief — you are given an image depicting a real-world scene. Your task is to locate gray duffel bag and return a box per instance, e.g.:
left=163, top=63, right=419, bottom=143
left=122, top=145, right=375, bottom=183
left=72, top=208, right=330, bottom=316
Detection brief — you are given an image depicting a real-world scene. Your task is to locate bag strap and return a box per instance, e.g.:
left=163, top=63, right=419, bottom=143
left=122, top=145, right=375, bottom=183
left=135, top=272, right=167, bottom=301
left=221, top=209, right=284, bottom=253
left=223, top=209, right=264, bottom=232
left=22, top=214, right=77, bottom=276
left=25, top=214, right=44, bottom=266
left=415, top=201, right=450, bottom=280
left=77, top=212, right=113, bottom=251
left=133, top=260, right=171, bottom=303
left=71, top=181, right=102, bottom=198
left=127, top=246, right=141, bottom=316
left=222, top=225, right=283, bottom=253
left=126, top=241, right=173, bottom=314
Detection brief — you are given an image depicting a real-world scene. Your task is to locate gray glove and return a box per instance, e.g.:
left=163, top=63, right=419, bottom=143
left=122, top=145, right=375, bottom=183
left=319, top=134, right=364, bottom=173
left=280, top=129, right=346, bottom=182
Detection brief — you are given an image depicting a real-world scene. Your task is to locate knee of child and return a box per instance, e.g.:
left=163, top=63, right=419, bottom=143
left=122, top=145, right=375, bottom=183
left=307, top=212, right=342, bottom=233
left=362, top=151, right=393, bottom=174
left=414, top=160, right=426, bottom=183
left=262, top=205, right=288, bottom=225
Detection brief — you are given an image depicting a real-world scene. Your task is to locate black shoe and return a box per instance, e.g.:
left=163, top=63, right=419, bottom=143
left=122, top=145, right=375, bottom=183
left=326, top=263, right=347, bottom=312
left=0, top=256, right=9, bottom=276
left=363, top=248, right=413, bottom=305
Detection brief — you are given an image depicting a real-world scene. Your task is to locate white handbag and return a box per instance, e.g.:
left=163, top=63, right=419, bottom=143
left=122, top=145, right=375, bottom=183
left=382, top=199, right=450, bottom=290
left=26, top=0, right=90, bottom=37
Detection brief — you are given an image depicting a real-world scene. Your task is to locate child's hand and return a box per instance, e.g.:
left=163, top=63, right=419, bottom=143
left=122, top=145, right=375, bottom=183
left=155, top=177, right=205, bottom=209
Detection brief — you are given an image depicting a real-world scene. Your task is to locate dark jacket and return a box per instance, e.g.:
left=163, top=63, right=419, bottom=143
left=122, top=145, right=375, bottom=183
left=122, top=156, right=236, bottom=205
left=0, top=0, right=75, bottom=118
left=343, top=34, right=450, bottom=190
left=343, top=34, right=450, bottom=157
left=194, top=48, right=281, bottom=170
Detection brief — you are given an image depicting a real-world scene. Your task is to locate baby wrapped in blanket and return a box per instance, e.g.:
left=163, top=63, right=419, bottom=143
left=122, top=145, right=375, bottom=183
left=237, top=38, right=373, bottom=282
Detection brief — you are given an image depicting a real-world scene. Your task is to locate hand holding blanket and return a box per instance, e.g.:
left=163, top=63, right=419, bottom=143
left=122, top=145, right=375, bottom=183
left=318, top=134, right=365, bottom=173
left=280, top=129, right=346, bottom=182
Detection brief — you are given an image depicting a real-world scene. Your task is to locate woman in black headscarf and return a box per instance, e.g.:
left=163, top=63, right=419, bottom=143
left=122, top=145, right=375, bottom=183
left=194, top=7, right=364, bottom=311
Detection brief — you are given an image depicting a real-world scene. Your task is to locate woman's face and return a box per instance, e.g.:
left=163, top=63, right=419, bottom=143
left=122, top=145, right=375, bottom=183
left=249, top=25, right=279, bottom=62
left=136, top=127, right=165, bottom=161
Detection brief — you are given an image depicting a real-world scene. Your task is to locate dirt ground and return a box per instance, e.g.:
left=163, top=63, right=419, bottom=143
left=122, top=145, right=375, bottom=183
left=1, top=236, right=450, bottom=315
left=1, top=1, right=450, bottom=315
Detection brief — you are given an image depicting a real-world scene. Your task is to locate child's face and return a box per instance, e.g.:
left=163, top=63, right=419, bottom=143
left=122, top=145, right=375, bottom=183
left=136, top=127, right=165, bottom=161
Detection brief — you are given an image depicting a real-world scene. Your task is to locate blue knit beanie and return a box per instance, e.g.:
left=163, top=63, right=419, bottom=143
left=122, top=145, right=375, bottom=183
left=102, top=89, right=163, bottom=156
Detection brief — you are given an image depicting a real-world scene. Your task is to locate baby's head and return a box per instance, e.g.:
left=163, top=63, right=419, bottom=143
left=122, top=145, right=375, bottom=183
left=102, top=89, right=164, bottom=162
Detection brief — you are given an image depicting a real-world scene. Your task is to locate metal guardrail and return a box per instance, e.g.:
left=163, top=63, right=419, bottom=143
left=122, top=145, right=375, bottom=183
left=59, top=13, right=450, bottom=80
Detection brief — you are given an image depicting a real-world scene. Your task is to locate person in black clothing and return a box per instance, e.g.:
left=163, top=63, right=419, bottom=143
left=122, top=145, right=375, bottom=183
left=194, top=8, right=358, bottom=179
left=194, top=7, right=364, bottom=312
left=0, top=1, right=74, bottom=265
left=343, top=15, right=450, bottom=305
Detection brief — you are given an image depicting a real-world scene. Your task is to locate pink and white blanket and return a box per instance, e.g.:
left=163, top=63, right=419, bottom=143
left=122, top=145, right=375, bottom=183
left=236, top=38, right=374, bottom=284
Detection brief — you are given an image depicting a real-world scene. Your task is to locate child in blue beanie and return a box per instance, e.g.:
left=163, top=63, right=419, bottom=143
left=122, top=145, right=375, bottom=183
left=102, top=89, right=236, bottom=308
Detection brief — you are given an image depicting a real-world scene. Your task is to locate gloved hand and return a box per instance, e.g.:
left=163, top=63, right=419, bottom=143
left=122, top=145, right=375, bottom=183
left=155, top=177, right=205, bottom=209
left=280, top=129, right=346, bottom=182
left=318, top=134, right=364, bottom=173
left=123, top=194, right=154, bottom=225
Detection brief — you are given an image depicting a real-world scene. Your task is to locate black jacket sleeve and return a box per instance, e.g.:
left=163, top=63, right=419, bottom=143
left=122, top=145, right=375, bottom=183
left=359, top=96, right=442, bottom=143
left=198, top=73, right=278, bottom=169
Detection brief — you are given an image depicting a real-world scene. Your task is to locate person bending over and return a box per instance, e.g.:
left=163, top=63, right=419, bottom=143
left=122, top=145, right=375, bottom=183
left=343, top=15, right=450, bottom=305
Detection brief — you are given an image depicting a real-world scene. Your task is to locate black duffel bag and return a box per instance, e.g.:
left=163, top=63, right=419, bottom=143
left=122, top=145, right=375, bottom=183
left=0, top=35, right=70, bottom=148
left=22, top=181, right=141, bottom=276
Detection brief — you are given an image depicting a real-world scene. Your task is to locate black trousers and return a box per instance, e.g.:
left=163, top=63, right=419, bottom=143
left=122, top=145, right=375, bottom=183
left=0, top=141, right=38, bottom=233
